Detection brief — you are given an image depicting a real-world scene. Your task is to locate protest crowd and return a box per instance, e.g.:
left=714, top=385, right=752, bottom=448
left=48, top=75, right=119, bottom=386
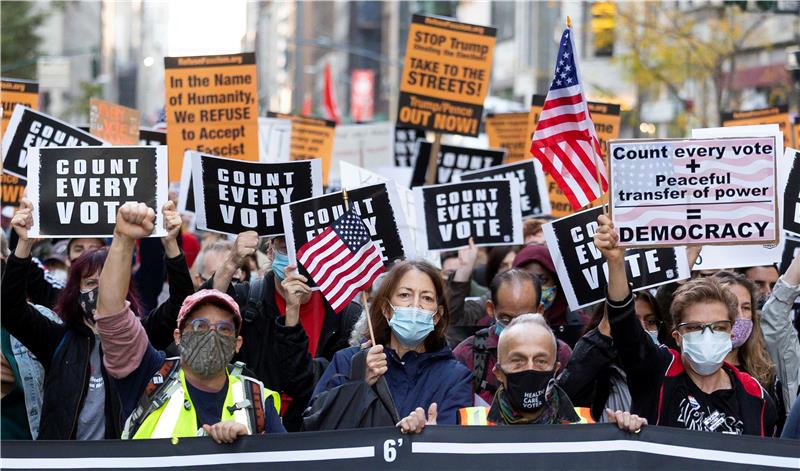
left=1, top=7, right=800, bottom=471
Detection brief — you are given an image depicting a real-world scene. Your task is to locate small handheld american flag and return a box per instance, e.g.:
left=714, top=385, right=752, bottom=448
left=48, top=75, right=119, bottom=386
left=297, top=208, right=384, bottom=313
left=530, top=26, right=608, bottom=210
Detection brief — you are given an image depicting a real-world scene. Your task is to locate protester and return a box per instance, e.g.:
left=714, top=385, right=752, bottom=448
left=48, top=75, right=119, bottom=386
left=594, top=214, right=777, bottom=436
left=192, top=241, right=242, bottom=288
left=92, top=203, right=283, bottom=441
left=737, top=265, right=780, bottom=309
left=483, top=245, right=521, bottom=287
left=453, top=269, right=571, bottom=406
left=312, top=260, right=472, bottom=429
left=523, top=218, right=548, bottom=245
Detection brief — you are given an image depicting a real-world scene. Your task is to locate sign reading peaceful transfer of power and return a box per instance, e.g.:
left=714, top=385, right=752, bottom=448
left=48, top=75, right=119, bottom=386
left=610, top=137, right=778, bottom=247
left=397, top=14, right=496, bottom=137
left=191, top=153, right=322, bottom=236
left=26, top=146, right=168, bottom=237
left=457, top=159, right=551, bottom=218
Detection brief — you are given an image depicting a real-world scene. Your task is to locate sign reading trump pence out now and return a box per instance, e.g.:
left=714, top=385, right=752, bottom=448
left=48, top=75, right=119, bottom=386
left=27, top=146, right=168, bottom=238
left=610, top=137, right=777, bottom=247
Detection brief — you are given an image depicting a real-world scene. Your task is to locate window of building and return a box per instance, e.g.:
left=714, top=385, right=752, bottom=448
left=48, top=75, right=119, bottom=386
left=591, top=2, right=615, bottom=57
left=492, top=1, right=515, bottom=43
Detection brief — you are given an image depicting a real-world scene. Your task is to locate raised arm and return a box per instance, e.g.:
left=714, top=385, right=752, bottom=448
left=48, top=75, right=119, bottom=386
left=212, top=231, right=259, bottom=292
left=447, top=239, right=480, bottom=325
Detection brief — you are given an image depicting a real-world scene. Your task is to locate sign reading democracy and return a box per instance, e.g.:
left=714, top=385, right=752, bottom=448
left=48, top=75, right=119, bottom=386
left=457, top=159, right=551, bottom=218
left=1, top=78, right=38, bottom=134
left=267, top=112, right=336, bottom=184
left=164, top=52, right=259, bottom=182
left=609, top=137, right=778, bottom=247
left=414, top=179, right=522, bottom=251
left=27, top=146, right=167, bottom=237
left=192, top=153, right=322, bottom=236
left=543, top=206, right=690, bottom=310
left=411, top=142, right=505, bottom=187
left=485, top=112, right=531, bottom=163
left=722, top=104, right=792, bottom=150
left=395, top=125, right=426, bottom=167
left=397, top=14, right=496, bottom=136
left=89, top=98, right=140, bottom=145
left=2, top=106, right=105, bottom=180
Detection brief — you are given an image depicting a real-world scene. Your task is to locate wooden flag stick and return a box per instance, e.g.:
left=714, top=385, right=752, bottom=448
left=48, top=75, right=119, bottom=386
left=567, top=16, right=572, bottom=28
left=342, top=187, right=350, bottom=210
left=594, top=146, right=609, bottom=217
left=361, top=291, right=376, bottom=346
left=425, top=132, right=443, bottom=185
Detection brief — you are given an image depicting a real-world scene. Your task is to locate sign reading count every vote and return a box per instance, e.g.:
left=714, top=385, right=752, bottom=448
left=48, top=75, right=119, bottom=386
left=609, top=136, right=777, bottom=247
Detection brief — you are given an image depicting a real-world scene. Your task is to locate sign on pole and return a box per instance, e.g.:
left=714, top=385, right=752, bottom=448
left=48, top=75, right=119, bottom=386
left=89, top=98, right=140, bottom=145
left=394, top=125, right=426, bottom=167
left=267, top=112, right=336, bottom=185
left=485, top=112, right=531, bottom=164
left=722, top=105, right=792, bottom=150
left=1, top=78, right=38, bottom=134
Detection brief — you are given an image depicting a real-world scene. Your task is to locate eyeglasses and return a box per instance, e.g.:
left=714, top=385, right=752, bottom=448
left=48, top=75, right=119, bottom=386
left=496, top=313, right=537, bottom=327
left=676, top=320, right=732, bottom=335
left=186, top=318, right=237, bottom=337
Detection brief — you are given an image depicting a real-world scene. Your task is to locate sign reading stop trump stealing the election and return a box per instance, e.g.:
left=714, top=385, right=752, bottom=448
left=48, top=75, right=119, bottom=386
left=610, top=137, right=778, bottom=247
left=397, top=15, right=496, bottom=137
left=191, top=153, right=322, bottom=236
left=414, top=179, right=522, bottom=251
left=26, top=146, right=168, bottom=238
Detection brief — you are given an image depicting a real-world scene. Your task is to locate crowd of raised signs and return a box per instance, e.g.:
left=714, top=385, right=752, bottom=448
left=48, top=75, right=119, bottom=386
left=1, top=195, right=799, bottom=442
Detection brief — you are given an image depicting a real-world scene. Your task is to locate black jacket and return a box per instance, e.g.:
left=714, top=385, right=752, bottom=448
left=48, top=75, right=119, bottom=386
left=209, top=271, right=361, bottom=431
left=1, top=252, right=194, bottom=439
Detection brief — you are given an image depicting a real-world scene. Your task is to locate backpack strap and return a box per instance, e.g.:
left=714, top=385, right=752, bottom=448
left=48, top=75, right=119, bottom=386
left=243, top=276, right=266, bottom=324
left=472, top=329, right=491, bottom=394
left=123, top=358, right=182, bottom=439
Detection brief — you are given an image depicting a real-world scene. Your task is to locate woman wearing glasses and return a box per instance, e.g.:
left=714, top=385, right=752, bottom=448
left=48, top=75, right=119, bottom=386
left=594, top=214, right=777, bottom=436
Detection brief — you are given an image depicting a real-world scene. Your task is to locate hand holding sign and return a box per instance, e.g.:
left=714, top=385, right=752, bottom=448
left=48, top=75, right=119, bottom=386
left=114, top=202, right=156, bottom=241
left=453, top=237, right=478, bottom=282
left=11, top=198, right=34, bottom=242
left=281, top=264, right=312, bottom=327
left=593, top=214, right=623, bottom=263
left=161, top=201, right=182, bottom=258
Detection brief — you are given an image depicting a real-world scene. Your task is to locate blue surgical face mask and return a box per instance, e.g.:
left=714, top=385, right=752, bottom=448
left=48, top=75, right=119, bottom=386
left=541, top=286, right=557, bottom=311
left=272, top=251, right=289, bottom=281
left=388, top=305, right=435, bottom=347
left=646, top=330, right=660, bottom=345
left=494, top=322, right=505, bottom=337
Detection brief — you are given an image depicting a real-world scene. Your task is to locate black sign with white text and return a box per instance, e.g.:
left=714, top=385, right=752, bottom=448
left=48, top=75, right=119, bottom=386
left=27, top=146, right=167, bottom=237
left=191, top=153, right=322, bottom=236
left=542, top=206, right=690, bottom=310
left=394, top=125, right=425, bottom=167
left=414, top=179, right=522, bottom=251
left=410, top=142, right=505, bottom=187
left=458, top=159, right=551, bottom=218
left=139, top=128, right=167, bottom=146
left=783, top=149, right=800, bottom=237
left=2, top=106, right=105, bottom=180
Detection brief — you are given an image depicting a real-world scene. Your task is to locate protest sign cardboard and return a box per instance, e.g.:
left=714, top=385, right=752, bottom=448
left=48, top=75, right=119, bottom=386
left=139, top=128, right=167, bottom=146
left=779, top=235, right=800, bottom=274
left=485, top=112, right=531, bottom=164
left=177, top=151, right=195, bottom=214
left=783, top=148, right=800, bottom=237
left=411, top=142, right=505, bottom=187
left=542, top=205, right=690, bottom=311
left=722, top=105, right=792, bottom=150
left=414, top=179, right=522, bottom=251
left=2, top=106, right=105, bottom=180
left=282, top=182, right=414, bottom=285
left=609, top=136, right=778, bottom=248
left=257, top=117, right=291, bottom=163
left=1, top=78, right=38, bottom=134
left=26, top=146, right=167, bottom=237
left=329, top=122, right=394, bottom=184
left=1, top=173, right=25, bottom=208
left=89, top=98, right=140, bottom=145
left=394, top=125, right=426, bottom=167
left=397, top=14, right=496, bottom=136
left=267, top=112, right=336, bottom=185
left=457, top=159, right=551, bottom=218
left=191, top=152, right=322, bottom=236
left=164, top=52, right=259, bottom=182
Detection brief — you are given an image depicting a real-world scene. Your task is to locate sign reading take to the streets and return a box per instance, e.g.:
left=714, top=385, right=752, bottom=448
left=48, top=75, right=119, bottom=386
left=457, top=159, right=551, bottom=218
left=609, top=136, right=778, bottom=248
left=26, top=146, right=168, bottom=238
left=191, top=152, right=322, bottom=236
left=543, top=205, right=690, bottom=310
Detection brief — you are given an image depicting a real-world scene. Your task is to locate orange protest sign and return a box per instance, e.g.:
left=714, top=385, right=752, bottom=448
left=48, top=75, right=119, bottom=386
left=721, top=105, right=791, bottom=150
left=397, top=14, right=496, bottom=136
left=1, top=78, right=38, bottom=135
left=89, top=98, right=140, bottom=145
left=164, top=53, right=259, bottom=182
left=530, top=94, right=621, bottom=217
left=1, top=173, right=25, bottom=208
left=267, top=112, right=336, bottom=185
left=485, top=112, right=531, bottom=164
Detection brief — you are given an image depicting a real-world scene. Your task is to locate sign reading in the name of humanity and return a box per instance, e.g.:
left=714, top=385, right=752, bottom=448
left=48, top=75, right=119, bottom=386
left=782, top=148, right=800, bottom=237
left=411, top=142, right=505, bottom=187
left=139, top=128, right=167, bottom=146
left=414, top=179, right=522, bottom=251
left=2, top=78, right=38, bottom=134
left=267, top=112, right=336, bottom=185
left=282, top=182, right=414, bottom=286
left=397, top=14, right=496, bottom=137
left=164, top=52, right=259, bottom=182
left=531, top=94, right=622, bottom=217
left=394, top=125, right=426, bottom=167
left=457, top=159, right=551, bottom=218
left=722, top=104, right=792, bottom=150
left=191, top=152, right=322, bottom=236
left=89, top=98, right=140, bottom=145
left=543, top=205, right=690, bottom=310
left=485, top=112, right=531, bottom=164
left=329, top=122, right=394, bottom=184
left=2, top=106, right=105, bottom=180
left=26, top=146, right=167, bottom=238
left=609, top=136, right=778, bottom=247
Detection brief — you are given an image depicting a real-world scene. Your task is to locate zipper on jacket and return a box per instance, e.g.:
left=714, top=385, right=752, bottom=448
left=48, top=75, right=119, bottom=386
left=68, top=336, right=91, bottom=438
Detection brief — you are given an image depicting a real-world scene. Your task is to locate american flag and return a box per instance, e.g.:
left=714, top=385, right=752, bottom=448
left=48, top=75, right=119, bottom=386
left=530, top=27, right=608, bottom=210
left=297, top=208, right=384, bottom=312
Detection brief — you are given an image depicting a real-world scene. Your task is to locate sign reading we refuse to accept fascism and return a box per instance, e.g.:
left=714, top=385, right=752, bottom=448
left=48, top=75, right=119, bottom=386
left=610, top=137, right=777, bottom=247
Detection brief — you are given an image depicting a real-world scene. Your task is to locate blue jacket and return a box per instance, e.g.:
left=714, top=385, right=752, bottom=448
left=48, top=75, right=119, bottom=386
left=311, top=345, right=473, bottom=425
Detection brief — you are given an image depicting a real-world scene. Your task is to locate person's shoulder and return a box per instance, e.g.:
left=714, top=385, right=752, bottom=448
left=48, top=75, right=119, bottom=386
left=332, top=345, right=361, bottom=363
left=452, top=335, right=476, bottom=357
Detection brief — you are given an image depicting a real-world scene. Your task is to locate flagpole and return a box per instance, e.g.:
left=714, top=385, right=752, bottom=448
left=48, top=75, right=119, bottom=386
left=343, top=186, right=377, bottom=346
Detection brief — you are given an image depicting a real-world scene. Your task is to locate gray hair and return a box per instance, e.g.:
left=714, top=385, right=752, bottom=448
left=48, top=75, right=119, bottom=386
left=502, top=313, right=557, bottom=356
left=192, top=240, right=234, bottom=275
